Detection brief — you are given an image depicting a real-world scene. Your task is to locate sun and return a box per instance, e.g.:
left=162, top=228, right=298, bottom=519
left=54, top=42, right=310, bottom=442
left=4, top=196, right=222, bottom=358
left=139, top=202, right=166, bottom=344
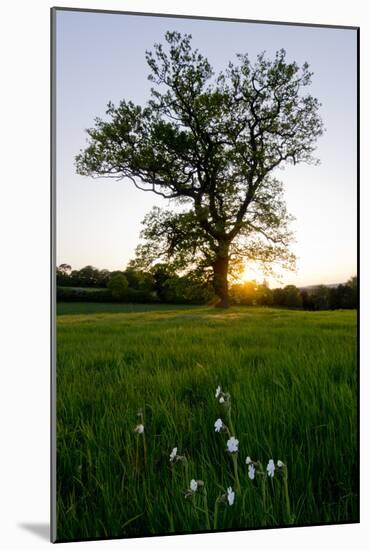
left=236, top=262, right=268, bottom=285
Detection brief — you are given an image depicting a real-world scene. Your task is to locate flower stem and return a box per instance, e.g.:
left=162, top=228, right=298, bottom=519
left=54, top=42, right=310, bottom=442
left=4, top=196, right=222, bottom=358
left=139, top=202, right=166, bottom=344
left=183, top=458, right=189, bottom=488
left=142, top=432, right=147, bottom=468
left=232, top=454, right=241, bottom=493
left=225, top=404, right=240, bottom=493
left=226, top=405, right=236, bottom=438
left=283, top=466, right=292, bottom=524
left=203, top=487, right=211, bottom=530
left=213, top=498, right=220, bottom=530
left=261, top=474, right=267, bottom=525
left=135, top=436, right=139, bottom=476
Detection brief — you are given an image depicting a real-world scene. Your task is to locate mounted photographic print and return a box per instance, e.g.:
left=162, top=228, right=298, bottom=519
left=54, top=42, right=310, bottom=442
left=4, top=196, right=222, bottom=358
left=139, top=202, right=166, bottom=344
left=51, top=7, right=359, bottom=543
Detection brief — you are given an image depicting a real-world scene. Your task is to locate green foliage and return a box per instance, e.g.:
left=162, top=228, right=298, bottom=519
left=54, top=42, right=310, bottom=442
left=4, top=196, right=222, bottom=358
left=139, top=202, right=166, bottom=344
left=56, top=264, right=72, bottom=286
left=328, top=280, right=357, bottom=310
left=56, top=265, right=159, bottom=303
left=230, top=281, right=258, bottom=305
left=57, top=286, right=111, bottom=302
left=57, top=265, right=111, bottom=288
left=256, top=284, right=274, bottom=306
left=301, top=278, right=357, bottom=311
left=75, top=32, right=324, bottom=304
left=273, top=285, right=303, bottom=308
left=124, top=268, right=154, bottom=292
left=56, top=305, right=357, bottom=540
left=107, top=273, right=129, bottom=299
left=162, top=273, right=215, bottom=304
left=310, top=285, right=331, bottom=310
left=74, top=265, right=102, bottom=287
left=57, top=266, right=357, bottom=310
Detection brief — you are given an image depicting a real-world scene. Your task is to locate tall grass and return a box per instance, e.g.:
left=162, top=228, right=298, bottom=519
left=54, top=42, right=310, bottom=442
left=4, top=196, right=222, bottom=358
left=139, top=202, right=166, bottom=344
left=56, top=304, right=357, bottom=541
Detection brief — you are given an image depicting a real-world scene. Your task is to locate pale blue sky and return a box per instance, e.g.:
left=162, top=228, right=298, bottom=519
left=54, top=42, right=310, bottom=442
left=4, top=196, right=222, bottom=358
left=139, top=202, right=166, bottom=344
left=56, top=10, right=357, bottom=287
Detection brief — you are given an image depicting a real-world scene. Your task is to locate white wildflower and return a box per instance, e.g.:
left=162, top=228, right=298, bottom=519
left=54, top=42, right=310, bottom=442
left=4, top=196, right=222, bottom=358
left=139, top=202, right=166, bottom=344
left=219, top=396, right=225, bottom=404
left=226, top=436, right=239, bottom=453
left=215, top=385, right=221, bottom=398
left=169, top=447, right=178, bottom=462
left=134, top=424, right=144, bottom=434
left=227, top=486, right=235, bottom=506
left=277, top=460, right=284, bottom=468
left=190, top=479, right=198, bottom=492
left=266, top=459, right=275, bottom=477
left=214, top=418, right=223, bottom=432
left=245, top=456, right=252, bottom=465
left=248, top=464, right=256, bottom=480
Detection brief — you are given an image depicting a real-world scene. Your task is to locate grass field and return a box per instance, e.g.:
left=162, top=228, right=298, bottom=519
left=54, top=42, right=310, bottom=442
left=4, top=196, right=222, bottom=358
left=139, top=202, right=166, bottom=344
left=56, top=303, right=358, bottom=541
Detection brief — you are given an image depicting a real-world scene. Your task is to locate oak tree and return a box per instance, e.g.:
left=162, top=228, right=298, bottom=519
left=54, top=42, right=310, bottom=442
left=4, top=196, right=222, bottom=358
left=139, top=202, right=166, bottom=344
left=76, top=32, right=323, bottom=307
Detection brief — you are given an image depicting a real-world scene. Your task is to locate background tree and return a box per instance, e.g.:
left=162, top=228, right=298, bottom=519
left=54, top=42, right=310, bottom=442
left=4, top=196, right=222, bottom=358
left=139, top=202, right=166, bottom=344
left=310, top=284, right=330, bottom=310
left=76, top=31, right=323, bottom=307
left=74, top=265, right=101, bottom=287
left=230, top=280, right=258, bottom=306
left=97, top=268, right=111, bottom=287
left=123, top=267, right=155, bottom=293
left=255, top=281, right=274, bottom=306
left=56, top=264, right=72, bottom=286
left=272, top=284, right=302, bottom=308
left=107, top=273, right=129, bottom=300
left=282, top=284, right=303, bottom=308
left=346, top=275, right=358, bottom=308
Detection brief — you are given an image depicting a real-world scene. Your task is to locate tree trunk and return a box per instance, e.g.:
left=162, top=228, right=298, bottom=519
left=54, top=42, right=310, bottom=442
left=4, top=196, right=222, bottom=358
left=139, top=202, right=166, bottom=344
left=213, top=244, right=230, bottom=308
